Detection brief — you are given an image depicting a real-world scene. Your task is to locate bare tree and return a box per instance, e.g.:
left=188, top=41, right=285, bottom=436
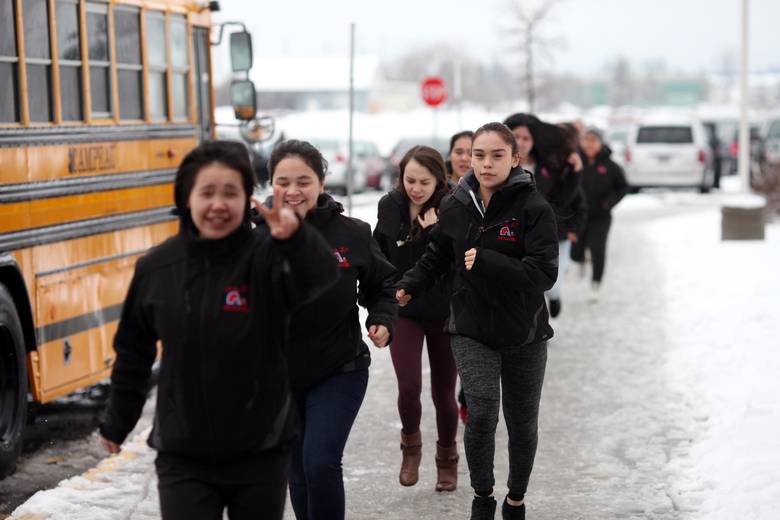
left=506, top=0, right=565, bottom=112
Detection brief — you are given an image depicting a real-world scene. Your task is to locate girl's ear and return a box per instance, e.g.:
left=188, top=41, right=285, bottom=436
left=511, top=153, right=521, bottom=168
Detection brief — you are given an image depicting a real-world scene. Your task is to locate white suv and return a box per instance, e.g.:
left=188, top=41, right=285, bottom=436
left=623, top=118, right=714, bottom=193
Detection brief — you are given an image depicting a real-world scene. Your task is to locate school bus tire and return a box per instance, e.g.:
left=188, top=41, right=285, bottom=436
left=0, top=284, right=27, bottom=479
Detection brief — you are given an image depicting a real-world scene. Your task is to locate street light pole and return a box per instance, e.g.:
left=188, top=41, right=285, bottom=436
left=346, top=22, right=355, bottom=216
left=738, top=0, right=750, bottom=192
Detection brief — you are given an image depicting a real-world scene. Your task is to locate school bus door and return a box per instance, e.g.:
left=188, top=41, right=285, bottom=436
left=192, top=27, right=213, bottom=142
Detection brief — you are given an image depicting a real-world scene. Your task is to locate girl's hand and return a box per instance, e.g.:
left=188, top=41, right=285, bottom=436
left=417, top=208, right=438, bottom=229
left=568, top=152, right=583, bottom=172
left=252, top=187, right=299, bottom=240
left=396, top=289, right=411, bottom=307
left=567, top=232, right=578, bottom=243
left=464, top=248, right=477, bottom=270
left=367, top=324, right=390, bottom=348
left=99, top=435, right=121, bottom=455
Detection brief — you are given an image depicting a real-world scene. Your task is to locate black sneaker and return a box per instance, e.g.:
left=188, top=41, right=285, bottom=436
left=501, top=497, right=526, bottom=519
left=549, top=298, right=561, bottom=318
left=471, top=495, right=497, bottom=519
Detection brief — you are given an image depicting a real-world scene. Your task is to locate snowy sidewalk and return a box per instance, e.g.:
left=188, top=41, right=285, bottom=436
left=7, top=189, right=780, bottom=520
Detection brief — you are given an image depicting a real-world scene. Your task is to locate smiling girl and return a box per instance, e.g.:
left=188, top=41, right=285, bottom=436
left=396, top=123, right=558, bottom=519
left=99, top=141, right=336, bottom=520
left=265, top=139, right=398, bottom=520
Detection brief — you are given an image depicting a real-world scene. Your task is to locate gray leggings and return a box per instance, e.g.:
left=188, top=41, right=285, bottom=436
left=451, top=335, right=547, bottom=501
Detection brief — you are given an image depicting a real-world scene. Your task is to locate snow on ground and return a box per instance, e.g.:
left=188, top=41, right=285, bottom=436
left=7, top=182, right=780, bottom=519
left=637, top=207, right=780, bottom=519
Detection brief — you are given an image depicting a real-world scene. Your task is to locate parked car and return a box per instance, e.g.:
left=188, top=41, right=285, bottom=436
left=623, top=118, right=714, bottom=193
left=353, top=140, right=390, bottom=191
left=307, top=138, right=368, bottom=195
left=605, top=126, right=631, bottom=169
left=385, top=137, right=450, bottom=188
left=761, top=117, right=780, bottom=171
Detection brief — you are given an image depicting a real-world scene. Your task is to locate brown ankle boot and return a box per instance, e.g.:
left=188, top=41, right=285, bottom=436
left=435, top=442, right=458, bottom=492
left=399, top=431, right=422, bottom=486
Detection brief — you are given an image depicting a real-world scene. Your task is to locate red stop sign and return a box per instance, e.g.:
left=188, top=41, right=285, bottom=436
left=421, top=76, right=447, bottom=107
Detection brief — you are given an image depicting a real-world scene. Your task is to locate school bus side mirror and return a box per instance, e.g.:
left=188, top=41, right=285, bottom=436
left=230, top=31, right=253, bottom=73
left=230, top=80, right=257, bottom=121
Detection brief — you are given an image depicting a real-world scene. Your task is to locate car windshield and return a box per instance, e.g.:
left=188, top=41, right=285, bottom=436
left=636, top=126, right=694, bottom=144
left=608, top=130, right=628, bottom=144
left=768, top=122, right=780, bottom=139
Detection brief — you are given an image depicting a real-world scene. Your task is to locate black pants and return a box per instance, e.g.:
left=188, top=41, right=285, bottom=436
left=450, top=335, right=547, bottom=502
left=155, top=449, right=289, bottom=520
left=571, top=215, right=612, bottom=283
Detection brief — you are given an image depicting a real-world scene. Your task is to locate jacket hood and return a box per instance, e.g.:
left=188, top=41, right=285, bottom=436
left=455, top=166, right=533, bottom=207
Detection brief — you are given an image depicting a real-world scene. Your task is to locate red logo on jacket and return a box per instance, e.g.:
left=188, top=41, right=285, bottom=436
left=223, top=285, right=249, bottom=312
left=333, top=247, right=351, bottom=268
left=597, top=165, right=608, bottom=175
left=497, top=222, right=518, bottom=242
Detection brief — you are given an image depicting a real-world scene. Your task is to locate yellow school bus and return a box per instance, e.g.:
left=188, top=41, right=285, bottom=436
left=0, top=0, right=258, bottom=477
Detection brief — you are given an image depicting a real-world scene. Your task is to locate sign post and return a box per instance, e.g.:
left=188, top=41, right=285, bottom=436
left=421, top=76, right=447, bottom=142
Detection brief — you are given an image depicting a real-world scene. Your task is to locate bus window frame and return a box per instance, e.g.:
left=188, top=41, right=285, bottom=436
left=1, top=0, right=200, bottom=129
left=113, top=3, right=144, bottom=123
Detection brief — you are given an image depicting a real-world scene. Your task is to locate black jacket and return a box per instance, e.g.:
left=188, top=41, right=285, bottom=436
left=398, top=168, right=558, bottom=349
left=373, top=189, right=450, bottom=321
left=580, top=147, right=629, bottom=219
left=533, top=163, right=586, bottom=240
left=556, top=185, right=588, bottom=240
left=273, top=193, right=398, bottom=395
left=99, top=222, right=337, bottom=463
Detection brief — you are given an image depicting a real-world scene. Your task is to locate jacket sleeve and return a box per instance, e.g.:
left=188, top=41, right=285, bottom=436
left=604, top=162, right=629, bottom=211
left=373, top=194, right=397, bottom=262
left=358, top=223, right=399, bottom=338
left=545, top=164, right=582, bottom=210
left=570, top=186, right=588, bottom=237
left=397, top=222, right=455, bottom=296
left=100, top=266, right=158, bottom=445
left=471, top=197, right=559, bottom=292
left=270, top=220, right=339, bottom=312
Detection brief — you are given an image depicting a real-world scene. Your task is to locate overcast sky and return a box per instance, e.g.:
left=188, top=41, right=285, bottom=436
left=212, top=0, right=780, bottom=83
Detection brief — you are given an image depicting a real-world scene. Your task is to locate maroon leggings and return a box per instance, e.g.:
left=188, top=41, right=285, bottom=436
left=389, top=316, right=459, bottom=447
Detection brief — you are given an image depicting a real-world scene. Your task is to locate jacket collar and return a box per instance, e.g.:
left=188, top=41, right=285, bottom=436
left=454, top=166, right=533, bottom=209
left=184, top=223, right=253, bottom=262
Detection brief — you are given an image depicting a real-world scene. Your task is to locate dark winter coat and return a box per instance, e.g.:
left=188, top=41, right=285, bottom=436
left=556, top=186, right=588, bottom=240
left=532, top=163, right=587, bottom=240
left=270, top=193, right=398, bottom=395
left=373, top=189, right=451, bottom=321
left=398, top=168, right=558, bottom=349
left=579, top=146, right=629, bottom=219
left=99, top=222, right=338, bottom=463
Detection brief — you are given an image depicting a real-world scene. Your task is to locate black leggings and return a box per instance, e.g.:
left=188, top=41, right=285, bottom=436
left=450, top=335, right=547, bottom=502
left=155, top=450, right=288, bottom=520
left=571, top=215, right=612, bottom=283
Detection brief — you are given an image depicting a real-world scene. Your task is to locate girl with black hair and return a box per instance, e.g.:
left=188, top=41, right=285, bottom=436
left=447, top=130, right=474, bottom=184
left=571, top=128, right=628, bottom=299
left=397, top=123, right=558, bottom=519
left=373, top=145, right=459, bottom=492
left=99, top=141, right=337, bottom=520
left=265, top=139, right=398, bottom=520
left=503, top=113, right=586, bottom=317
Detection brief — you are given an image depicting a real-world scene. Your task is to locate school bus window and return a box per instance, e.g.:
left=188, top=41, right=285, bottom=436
left=0, top=0, right=20, bottom=123
left=114, top=6, right=142, bottom=120
left=86, top=2, right=112, bottom=118
left=145, top=11, right=168, bottom=121
left=57, top=0, right=83, bottom=121
left=23, top=0, right=54, bottom=122
left=169, top=15, right=189, bottom=120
